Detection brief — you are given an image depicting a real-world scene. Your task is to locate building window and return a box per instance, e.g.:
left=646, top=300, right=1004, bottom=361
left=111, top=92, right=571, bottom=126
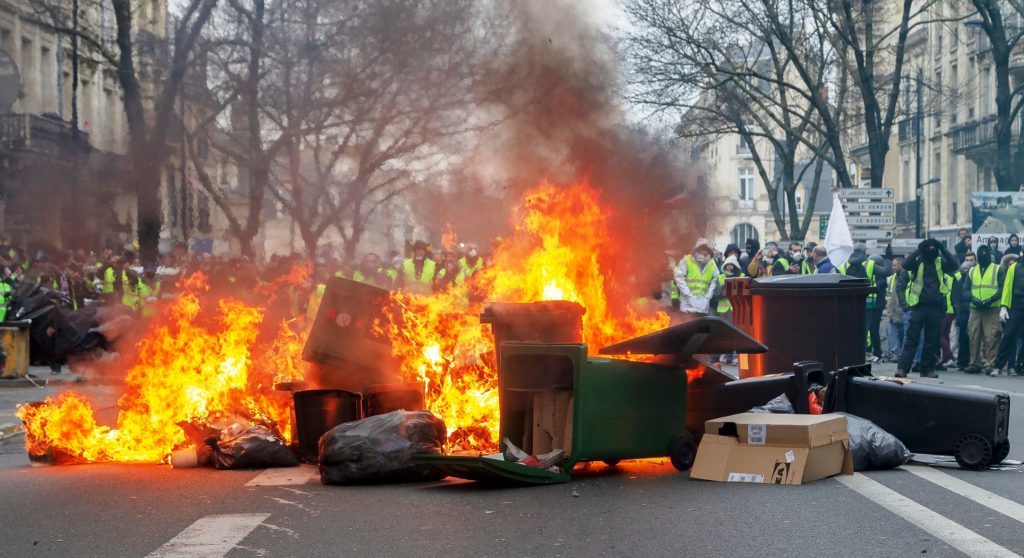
left=968, top=56, right=977, bottom=120
left=795, top=186, right=805, bottom=213
left=739, top=167, right=755, bottom=203
left=933, top=151, right=942, bottom=225
left=950, top=63, right=958, bottom=124
left=197, top=191, right=212, bottom=233
left=731, top=223, right=759, bottom=247
left=902, top=159, right=910, bottom=200
left=949, top=154, right=959, bottom=220
left=737, top=134, right=750, bottom=154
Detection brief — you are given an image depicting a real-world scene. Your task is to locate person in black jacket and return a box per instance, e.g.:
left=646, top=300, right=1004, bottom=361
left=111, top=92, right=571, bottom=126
left=895, top=239, right=960, bottom=378
left=954, top=228, right=972, bottom=263
left=1006, top=234, right=1023, bottom=257
left=955, top=256, right=975, bottom=371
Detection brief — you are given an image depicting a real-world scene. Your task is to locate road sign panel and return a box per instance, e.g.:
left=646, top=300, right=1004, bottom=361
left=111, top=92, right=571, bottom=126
left=819, top=214, right=830, bottom=237
left=838, top=188, right=894, bottom=199
left=851, top=229, right=894, bottom=240
left=847, top=215, right=895, bottom=226
left=890, top=238, right=925, bottom=248
left=842, top=202, right=895, bottom=212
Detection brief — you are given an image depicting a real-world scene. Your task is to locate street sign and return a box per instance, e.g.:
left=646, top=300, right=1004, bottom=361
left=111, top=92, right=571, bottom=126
left=842, top=202, right=895, bottom=212
left=847, top=215, right=895, bottom=226
left=890, top=238, right=925, bottom=249
left=837, top=188, right=894, bottom=199
left=851, top=229, right=894, bottom=240
left=819, top=214, right=830, bottom=238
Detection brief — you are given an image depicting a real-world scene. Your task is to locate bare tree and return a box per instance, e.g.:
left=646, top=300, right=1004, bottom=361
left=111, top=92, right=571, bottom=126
left=29, top=0, right=218, bottom=263
left=189, top=0, right=496, bottom=261
left=624, top=0, right=839, bottom=239
left=968, top=0, right=1024, bottom=191
left=185, top=0, right=279, bottom=259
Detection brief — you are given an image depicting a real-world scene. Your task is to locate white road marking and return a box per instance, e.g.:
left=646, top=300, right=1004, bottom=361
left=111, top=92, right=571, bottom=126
left=904, top=466, right=1024, bottom=524
left=836, top=474, right=1021, bottom=558
left=245, top=465, right=319, bottom=486
left=147, top=513, right=270, bottom=558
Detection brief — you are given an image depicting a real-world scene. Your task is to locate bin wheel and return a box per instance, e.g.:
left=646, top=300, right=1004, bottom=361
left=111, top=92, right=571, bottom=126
left=669, top=432, right=697, bottom=472
left=954, top=434, right=993, bottom=470
left=992, top=440, right=1010, bottom=465
left=603, top=460, right=621, bottom=467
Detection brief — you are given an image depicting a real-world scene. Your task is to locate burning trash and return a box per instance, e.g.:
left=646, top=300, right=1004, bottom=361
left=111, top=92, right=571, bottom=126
left=16, top=179, right=675, bottom=468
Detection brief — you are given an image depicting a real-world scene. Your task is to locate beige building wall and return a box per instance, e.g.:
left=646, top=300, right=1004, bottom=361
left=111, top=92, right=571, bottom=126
left=851, top=2, right=1014, bottom=242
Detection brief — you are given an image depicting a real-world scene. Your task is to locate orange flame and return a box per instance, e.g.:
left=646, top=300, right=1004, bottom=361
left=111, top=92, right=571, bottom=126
left=19, top=180, right=669, bottom=462
left=18, top=269, right=311, bottom=463
left=383, top=180, right=668, bottom=452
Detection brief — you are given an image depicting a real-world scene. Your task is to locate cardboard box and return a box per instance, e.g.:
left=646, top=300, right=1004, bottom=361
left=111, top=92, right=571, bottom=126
left=690, top=413, right=854, bottom=485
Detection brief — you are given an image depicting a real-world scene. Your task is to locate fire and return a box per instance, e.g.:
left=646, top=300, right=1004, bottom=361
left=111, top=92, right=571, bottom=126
left=383, top=180, right=669, bottom=452
left=18, top=269, right=311, bottom=463
left=18, top=179, right=669, bottom=462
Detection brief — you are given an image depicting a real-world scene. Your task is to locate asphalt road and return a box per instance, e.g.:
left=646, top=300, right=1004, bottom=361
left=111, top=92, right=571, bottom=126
left=0, top=364, right=1022, bottom=558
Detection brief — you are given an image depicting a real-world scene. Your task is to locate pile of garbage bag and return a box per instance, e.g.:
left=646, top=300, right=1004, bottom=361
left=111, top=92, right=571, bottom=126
left=748, top=395, right=910, bottom=471
left=210, top=425, right=299, bottom=470
left=318, top=410, right=447, bottom=485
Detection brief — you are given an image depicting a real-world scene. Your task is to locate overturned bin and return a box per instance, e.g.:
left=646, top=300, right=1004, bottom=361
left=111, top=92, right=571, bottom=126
left=726, top=275, right=873, bottom=378
left=416, top=314, right=767, bottom=485
left=826, top=365, right=1011, bottom=470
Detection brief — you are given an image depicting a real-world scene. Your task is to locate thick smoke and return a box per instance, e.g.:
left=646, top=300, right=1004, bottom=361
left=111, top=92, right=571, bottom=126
left=420, top=0, right=706, bottom=297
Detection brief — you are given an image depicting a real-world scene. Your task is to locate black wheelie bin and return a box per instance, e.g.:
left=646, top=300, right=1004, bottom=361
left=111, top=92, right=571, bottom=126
left=726, top=275, right=874, bottom=378
left=827, top=365, right=1011, bottom=469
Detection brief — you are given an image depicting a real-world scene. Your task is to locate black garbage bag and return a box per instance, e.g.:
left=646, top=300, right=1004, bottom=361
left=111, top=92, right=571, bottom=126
left=209, top=425, right=299, bottom=470
left=318, top=410, right=446, bottom=485
left=749, top=393, right=795, bottom=414
left=831, top=412, right=911, bottom=471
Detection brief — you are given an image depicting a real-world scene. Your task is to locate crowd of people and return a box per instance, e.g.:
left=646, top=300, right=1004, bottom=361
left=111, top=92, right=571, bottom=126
left=9, top=227, right=1024, bottom=381
left=666, top=230, right=1024, bottom=378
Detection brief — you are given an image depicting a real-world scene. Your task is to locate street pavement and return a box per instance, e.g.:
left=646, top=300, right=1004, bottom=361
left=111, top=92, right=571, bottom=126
left=0, top=363, right=1022, bottom=558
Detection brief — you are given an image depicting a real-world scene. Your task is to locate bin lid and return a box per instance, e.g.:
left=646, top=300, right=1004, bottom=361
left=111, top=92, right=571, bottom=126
left=749, top=274, right=872, bottom=292
left=598, top=316, right=768, bottom=357
left=412, top=454, right=570, bottom=485
left=480, top=301, right=585, bottom=324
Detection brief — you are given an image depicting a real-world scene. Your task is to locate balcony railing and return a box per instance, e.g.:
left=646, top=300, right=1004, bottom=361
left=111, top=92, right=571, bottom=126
left=949, top=115, right=1020, bottom=154
left=0, top=113, right=89, bottom=152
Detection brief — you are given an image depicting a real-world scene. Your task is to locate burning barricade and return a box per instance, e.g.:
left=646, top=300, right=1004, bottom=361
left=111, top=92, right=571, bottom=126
left=16, top=180, right=680, bottom=474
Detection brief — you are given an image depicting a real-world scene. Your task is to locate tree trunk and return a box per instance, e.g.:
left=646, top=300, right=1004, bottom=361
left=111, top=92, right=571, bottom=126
left=135, top=159, right=163, bottom=263
left=993, top=41, right=1017, bottom=191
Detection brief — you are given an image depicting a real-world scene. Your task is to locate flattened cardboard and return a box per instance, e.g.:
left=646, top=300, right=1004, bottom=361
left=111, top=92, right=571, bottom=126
left=691, top=413, right=853, bottom=485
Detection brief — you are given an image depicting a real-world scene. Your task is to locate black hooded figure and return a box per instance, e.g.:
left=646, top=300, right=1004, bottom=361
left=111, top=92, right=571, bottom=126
left=740, top=238, right=760, bottom=274
left=895, top=239, right=960, bottom=377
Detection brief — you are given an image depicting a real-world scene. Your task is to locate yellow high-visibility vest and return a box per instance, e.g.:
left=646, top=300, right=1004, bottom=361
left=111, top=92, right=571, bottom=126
left=906, top=259, right=948, bottom=308
left=683, top=255, right=715, bottom=296
left=969, top=263, right=1000, bottom=306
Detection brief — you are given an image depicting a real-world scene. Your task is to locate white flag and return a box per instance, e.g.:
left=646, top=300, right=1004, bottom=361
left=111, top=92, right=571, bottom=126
left=825, top=192, right=854, bottom=268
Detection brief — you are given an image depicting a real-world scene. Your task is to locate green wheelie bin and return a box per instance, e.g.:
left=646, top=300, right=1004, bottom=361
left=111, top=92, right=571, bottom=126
left=415, top=316, right=766, bottom=485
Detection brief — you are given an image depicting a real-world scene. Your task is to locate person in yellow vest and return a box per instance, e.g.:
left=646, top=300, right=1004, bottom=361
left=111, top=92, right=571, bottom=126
left=839, top=245, right=891, bottom=362
left=351, top=253, right=397, bottom=289
left=306, top=282, right=326, bottom=321
left=894, top=239, right=960, bottom=378
left=433, top=251, right=462, bottom=292
left=963, top=245, right=1004, bottom=374
left=713, top=255, right=742, bottom=365
left=400, top=241, right=437, bottom=295
left=673, top=238, right=719, bottom=317
left=884, top=256, right=905, bottom=361
left=995, top=254, right=1024, bottom=375
left=0, top=279, right=11, bottom=322
left=455, top=243, right=484, bottom=284
left=747, top=241, right=789, bottom=277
